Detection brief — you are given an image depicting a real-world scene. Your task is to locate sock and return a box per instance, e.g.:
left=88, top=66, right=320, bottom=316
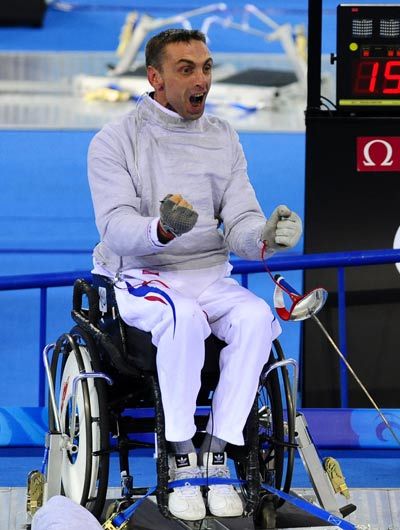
left=169, top=439, right=196, bottom=455
left=199, top=433, right=227, bottom=461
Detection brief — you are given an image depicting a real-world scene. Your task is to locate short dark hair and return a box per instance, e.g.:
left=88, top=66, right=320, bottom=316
left=145, top=29, right=207, bottom=70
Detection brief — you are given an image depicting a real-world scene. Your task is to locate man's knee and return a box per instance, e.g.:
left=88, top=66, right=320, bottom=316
left=215, top=296, right=275, bottom=344
left=231, top=297, right=274, bottom=327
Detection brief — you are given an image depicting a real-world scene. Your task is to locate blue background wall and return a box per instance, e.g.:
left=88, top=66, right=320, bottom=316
left=0, top=0, right=338, bottom=406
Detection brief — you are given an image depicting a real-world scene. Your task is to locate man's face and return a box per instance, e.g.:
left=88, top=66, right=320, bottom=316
left=148, top=39, right=213, bottom=120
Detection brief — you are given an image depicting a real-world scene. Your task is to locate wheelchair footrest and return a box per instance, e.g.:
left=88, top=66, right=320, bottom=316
left=175, top=517, right=252, bottom=530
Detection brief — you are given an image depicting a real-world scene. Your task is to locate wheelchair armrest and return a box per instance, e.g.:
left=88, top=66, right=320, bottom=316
left=72, top=278, right=101, bottom=325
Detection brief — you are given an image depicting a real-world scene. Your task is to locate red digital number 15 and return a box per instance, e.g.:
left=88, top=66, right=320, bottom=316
left=354, top=60, right=400, bottom=94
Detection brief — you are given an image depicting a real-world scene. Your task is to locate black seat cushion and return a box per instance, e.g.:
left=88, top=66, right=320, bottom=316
left=91, top=274, right=225, bottom=375
left=121, top=318, right=225, bottom=374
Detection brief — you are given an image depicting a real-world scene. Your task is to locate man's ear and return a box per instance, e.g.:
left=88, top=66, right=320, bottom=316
left=147, top=65, right=164, bottom=91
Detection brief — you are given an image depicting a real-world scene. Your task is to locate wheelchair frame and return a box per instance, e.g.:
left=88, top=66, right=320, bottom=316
left=39, top=277, right=298, bottom=528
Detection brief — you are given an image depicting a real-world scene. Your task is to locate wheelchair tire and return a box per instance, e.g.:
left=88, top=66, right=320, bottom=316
left=49, top=328, right=109, bottom=519
left=256, top=494, right=277, bottom=529
left=234, top=339, right=295, bottom=520
left=257, top=339, right=295, bottom=506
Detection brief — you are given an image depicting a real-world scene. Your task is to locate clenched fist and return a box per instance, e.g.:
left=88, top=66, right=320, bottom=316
left=261, top=205, right=302, bottom=250
left=158, top=194, right=198, bottom=241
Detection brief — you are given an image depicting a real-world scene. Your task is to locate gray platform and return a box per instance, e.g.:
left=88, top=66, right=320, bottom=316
left=2, top=487, right=400, bottom=530
left=0, top=51, right=334, bottom=132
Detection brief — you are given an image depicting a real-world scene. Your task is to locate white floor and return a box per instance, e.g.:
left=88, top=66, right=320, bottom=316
left=2, top=487, right=400, bottom=530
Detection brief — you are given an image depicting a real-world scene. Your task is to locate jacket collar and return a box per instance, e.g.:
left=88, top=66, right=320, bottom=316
left=137, top=92, right=205, bottom=131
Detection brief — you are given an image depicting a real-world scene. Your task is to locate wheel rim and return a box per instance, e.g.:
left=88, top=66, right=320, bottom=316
left=258, top=340, right=296, bottom=507
left=58, top=341, right=106, bottom=505
left=59, top=352, right=95, bottom=503
left=258, top=373, right=285, bottom=491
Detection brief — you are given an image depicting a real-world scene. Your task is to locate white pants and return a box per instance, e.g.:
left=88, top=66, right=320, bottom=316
left=114, top=266, right=281, bottom=446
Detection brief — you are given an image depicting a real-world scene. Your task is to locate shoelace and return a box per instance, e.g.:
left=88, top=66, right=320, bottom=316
left=174, top=468, right=202, bottom=497
left=207, top=466, right=236, bottom=495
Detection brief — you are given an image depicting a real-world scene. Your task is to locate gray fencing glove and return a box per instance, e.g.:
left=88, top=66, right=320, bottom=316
left=158, top=194, right=198, bottom=241
left=261, top=204, right=302, bottom=250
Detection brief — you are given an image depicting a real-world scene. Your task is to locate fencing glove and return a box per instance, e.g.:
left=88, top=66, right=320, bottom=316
left=158, top=194, right=198, bottom=241
left=261, top=205, right=302, bottom=250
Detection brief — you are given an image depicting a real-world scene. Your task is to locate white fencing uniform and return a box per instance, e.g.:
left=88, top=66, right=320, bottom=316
left=89, top=94, right=283, bottom=446
left=110, top=263, right=281, bottom=446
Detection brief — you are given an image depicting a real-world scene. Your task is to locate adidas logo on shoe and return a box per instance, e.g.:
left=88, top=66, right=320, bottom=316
left=175, top=454, right=190, bottom=468
left=212, top=452, right=225, bottom=465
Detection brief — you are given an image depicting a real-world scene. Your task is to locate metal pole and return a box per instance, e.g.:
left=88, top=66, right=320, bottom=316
left=43, top=343, right=61, bottom=433
left=38, top=287, right=47, bottom=407
left=337, top=267, right=348, bottom=407
left=307, top=0, right=323, bottom=111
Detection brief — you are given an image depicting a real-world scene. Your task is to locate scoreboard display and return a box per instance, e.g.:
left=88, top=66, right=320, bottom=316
left=337, top=4, right=400, bottom=109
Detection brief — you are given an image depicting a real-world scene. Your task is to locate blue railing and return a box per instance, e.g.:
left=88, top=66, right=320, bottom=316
left=1, top=248, right=400, bottom=408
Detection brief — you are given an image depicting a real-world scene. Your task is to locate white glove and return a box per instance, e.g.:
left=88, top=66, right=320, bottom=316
left=261, top=205, right=302, bottom=250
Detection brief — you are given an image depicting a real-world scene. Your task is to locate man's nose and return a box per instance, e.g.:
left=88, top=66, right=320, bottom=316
left=194, top=69, right=208, bottom=86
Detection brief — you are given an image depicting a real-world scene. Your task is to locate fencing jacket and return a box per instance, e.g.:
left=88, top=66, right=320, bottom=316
left=88, top=93, right=268, bottom=274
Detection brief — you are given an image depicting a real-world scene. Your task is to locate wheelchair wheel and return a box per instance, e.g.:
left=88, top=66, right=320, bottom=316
left=234, top=339, right=295, bottom=525
left=257, top=339, right=295, bottom=506
left=49, top=327, right=110, bottom=519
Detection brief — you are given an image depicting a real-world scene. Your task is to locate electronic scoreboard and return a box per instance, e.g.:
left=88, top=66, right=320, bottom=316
left=337, top=4, right=400, bottom=109
left=304, top=2, right=400, bottom=409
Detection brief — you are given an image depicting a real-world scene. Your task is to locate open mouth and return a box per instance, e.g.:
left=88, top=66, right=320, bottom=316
left=189, top=93, right=205, bottom=106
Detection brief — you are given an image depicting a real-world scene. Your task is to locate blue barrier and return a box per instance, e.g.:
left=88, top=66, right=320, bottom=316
left=1, top=248, right=400, bottom=290
left=1, top=406, right=400, bottom=449
left=1, top=248, right=400, bottom=409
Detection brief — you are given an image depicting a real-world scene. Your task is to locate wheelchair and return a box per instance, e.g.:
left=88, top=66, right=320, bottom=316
left=41, top=275, right=297, bottom=529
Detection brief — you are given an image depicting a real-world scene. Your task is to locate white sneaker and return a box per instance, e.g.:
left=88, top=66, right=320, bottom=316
left=168, top=452, right=206, bottom=521
left=201, top=452, right=244, bottom=517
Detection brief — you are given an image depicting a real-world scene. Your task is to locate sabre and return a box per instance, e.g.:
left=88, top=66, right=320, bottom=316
left=261, top=245, right=400, bottom=447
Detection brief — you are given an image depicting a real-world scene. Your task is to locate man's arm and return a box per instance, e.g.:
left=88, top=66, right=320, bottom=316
left=219, top=128, right=266, bottom=259
left=220, top=127, right=302, bottom=259
left=88, top=127, right=161, bottom=256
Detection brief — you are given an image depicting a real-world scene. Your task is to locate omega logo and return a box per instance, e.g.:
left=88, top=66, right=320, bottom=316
left=362, top=139, right=393, bottom=167
left=357, top=136, right=400, bottom=172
